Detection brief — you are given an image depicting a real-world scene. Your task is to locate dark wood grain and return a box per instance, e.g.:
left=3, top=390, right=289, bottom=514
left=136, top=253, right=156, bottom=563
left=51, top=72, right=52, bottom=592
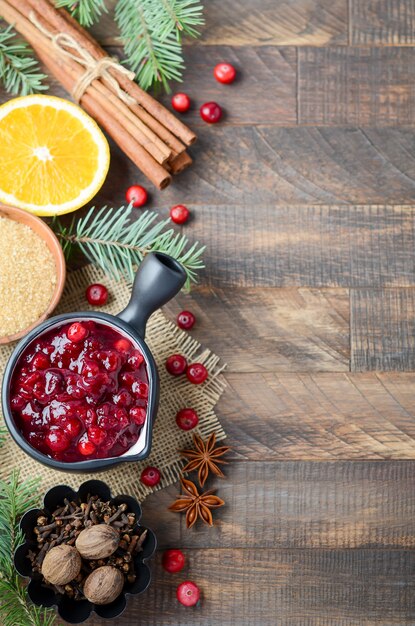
left=351, top=0, right=415, bottom=44
left=219, top=372, right=415, bottom=460
left=184, top=205, right=415, bottom=288
left=299, top=47, right=415, bottom=126
left=351, top=288, right=415, bottom=371
left=90, top=549, right=415, bottom=626
left=164, top=287, right=350, bottom=372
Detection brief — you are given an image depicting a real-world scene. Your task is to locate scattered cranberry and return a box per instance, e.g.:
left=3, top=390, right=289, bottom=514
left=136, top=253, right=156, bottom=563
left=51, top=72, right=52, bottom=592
left=200, top=101, right=222, bottom=124
left=186, top=363, right=208, bottom=384
left=166, top=354, right=187, bottom=376
left=171, top=92, right=191, bottom=113
left=214, top=62, right=236, bottom=84
left=170, top=204, right=190, bottom=225
left=177, top=310, right=195, bottom=330
left=162, top=549, right=185, bottom=573
left=140, top=466, right=161, bottom=487
left=126, top=184, right=148, bottom=208
left=67, top=322, right=88, bottom=343
left=45, top=427, right=70, bottom=452
left=177, top=581, right=200, bottom=607
left=78, top=437, right=96, bottom=456
left=86, top=283, right=108, bottom=307
left=176, top=408, right=199, bottom=431
left=130, top=406, right=146, bottom=425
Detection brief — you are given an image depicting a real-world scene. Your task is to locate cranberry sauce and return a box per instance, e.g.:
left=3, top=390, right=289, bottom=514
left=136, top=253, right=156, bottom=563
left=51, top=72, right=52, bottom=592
left=10, top=320, right=149, bottom=462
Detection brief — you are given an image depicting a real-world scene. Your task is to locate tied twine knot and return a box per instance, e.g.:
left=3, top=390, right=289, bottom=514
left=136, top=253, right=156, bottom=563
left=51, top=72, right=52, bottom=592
left=29, top=11, right=136, bottom=105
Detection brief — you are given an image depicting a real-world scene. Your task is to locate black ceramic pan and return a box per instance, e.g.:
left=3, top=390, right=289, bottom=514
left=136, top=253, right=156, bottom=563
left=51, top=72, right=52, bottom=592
left=1, top=252, right=186, bottom=472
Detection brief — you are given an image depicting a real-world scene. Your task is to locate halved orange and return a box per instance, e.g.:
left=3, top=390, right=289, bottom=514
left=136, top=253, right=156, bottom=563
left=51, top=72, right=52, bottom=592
left=0, top=95, right=110, bottom=216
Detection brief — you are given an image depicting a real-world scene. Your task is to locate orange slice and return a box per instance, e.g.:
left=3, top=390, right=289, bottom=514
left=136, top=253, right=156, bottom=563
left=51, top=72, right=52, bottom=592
left=0, top=95, right=110, bottom=216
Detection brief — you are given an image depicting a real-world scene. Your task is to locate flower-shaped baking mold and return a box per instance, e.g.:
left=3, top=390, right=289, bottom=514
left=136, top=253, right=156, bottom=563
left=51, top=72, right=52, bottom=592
left=14, top=479, right=156, bottom=624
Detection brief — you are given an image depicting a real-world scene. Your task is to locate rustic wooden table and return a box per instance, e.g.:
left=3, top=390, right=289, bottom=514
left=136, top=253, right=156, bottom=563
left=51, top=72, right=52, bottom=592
left=5, top=0, right=415, bottom=623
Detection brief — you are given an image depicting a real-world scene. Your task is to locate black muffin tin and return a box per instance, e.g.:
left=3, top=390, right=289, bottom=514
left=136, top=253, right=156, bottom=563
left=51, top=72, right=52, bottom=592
left=14, top=480, right=156, bottom=624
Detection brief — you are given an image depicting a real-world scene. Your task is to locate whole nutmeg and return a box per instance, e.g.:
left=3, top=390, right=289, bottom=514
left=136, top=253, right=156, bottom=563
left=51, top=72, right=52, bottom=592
left=41, top=544, right=82, bottom=585
left=75, top=524, right=119, bottom=560
left=83, top=566, right=124, bottom=605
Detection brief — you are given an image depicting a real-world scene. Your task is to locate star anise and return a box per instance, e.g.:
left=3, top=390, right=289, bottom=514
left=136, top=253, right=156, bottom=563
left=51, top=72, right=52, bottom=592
left=180, top=433, right=230, bottom=487
left=168, top=477, right=225, bottom=528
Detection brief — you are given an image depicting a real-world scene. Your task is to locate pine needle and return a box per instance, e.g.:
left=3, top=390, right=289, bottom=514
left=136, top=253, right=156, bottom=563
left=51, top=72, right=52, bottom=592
left=0, top=471, right=56, bottom=626
left=54, top=0, right=108, bottom=28
left=0, top=24, right=48, bottom=96
left=115, top=0, right=204, bottom=91
left=53, top=205, right=205, bottom=291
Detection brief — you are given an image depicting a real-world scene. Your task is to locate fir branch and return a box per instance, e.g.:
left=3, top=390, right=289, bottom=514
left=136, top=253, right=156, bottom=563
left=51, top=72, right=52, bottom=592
left=54, top=0, right=108, bottom=28
left=115, top=0, right=203, bottom=92
left=0, top=24, right=48, bottom=96
left=0, top=472, right=56, bottom=626
left=53, top=205, right=205, bottom=290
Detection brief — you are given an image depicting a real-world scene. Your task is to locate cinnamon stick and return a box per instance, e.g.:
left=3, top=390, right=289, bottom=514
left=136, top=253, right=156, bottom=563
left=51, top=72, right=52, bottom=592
left=169, top=151, right=193, bottom=175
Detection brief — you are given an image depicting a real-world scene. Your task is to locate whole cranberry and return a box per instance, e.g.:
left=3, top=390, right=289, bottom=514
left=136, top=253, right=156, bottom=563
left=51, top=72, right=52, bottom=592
left=128, top=350, right=144, bottom=369
left=162, top=549, right=185, bottom=573
left=67, top=322, right=88, bottom=343
left=126, top=184, right=148, bottom=208
left=214, top=62, right=237, bottom=84
left=78, top=437, right=96, bottom=456
left=200, top=101, right=222, bottom=123
left=130, top=406, right=146, bottom=425
left=61, top=416, right=81, bottom=438
left=166, top=354, right=187, bottom=376
left=171, top=92, right=191, bottom=113
left=140, top=466, right=161, bottom=487
left=177, top=310, right=195, bottom=330
left=115, top=338, right=132, bottom=353
left=186, top=363, right=208, bottom=384
left=45, top=427, right=70, bottom=452
left=113, top=389, right=133, bottom=407
left=86, top=283, right=108, bottom=306
left=176, top=581, right=200, bottom=607
left=176, top=408, right=199, bottom=431
left=31, top=353, right=50, bottom=370
left=132, top=381, right=148, bottom=399
left=170, top=204, right=190, bottom=225
left=10, top=394, right=25, bottom=411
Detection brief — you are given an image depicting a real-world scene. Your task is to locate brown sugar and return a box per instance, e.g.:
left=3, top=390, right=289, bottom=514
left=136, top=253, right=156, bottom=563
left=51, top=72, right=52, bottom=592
left=0, top=217, right=57, bottom=337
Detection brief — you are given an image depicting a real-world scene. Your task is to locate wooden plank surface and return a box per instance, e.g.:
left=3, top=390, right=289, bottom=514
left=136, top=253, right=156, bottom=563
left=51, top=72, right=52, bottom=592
left=184, top=205, right=415, bottom=288
left=219, top=373, right=415, bottom=460
left=351, top=288, right=415, bottom=371
left=90, top=549, right=415, bottom=626
left=164, top=287, right=350, bottom=372
left=350, top=0, right=415, bottom=44
left=299, top=47, right=415, bottom=126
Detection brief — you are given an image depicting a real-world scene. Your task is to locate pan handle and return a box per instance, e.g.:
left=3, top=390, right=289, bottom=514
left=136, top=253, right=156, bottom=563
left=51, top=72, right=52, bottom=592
left=117, top=253, right=186, bottom=338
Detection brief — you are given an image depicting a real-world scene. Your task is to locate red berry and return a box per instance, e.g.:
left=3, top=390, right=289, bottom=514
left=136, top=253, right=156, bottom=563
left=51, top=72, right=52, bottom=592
left=200, top=101, right=222, bottom=124
left=176, top=408, right=199, bottom=431
left=171, top=93, right=191, bottom=113
left=162, top=549, right=185, bottom=573
left=214, top=62, right=236, bottom=84
left=166, top=354, right=187, bottom=376
left=86, top=283, right=108, bottom=306
left=177, top=310, right=195, bottom=330
left=130, top=406, right=146, bottom=425
left=31, top=353, right=50, bottom=370
left=128, top=350, right=144, bottom=369
left=45, top=427, right=70, bottom=452
left=126, top=185, right=148, bottom=208
left=115, top=338, right=131, bottom=353
left=61, top=416, right=81, bottom=438
left=10, top=394, right=25, bottom=410
left=78, top=437, right=96, bottom=456
left=186, top=363, right=208, bottom=384
left=87, top=426, right=107, bottom=446
left=176, top=581, right=200, bottom=607
left=140, top=466, right=161, bottom=487
left=170, top=204, right=190, bottom=225
left=67, top=322, right=88, bottom=343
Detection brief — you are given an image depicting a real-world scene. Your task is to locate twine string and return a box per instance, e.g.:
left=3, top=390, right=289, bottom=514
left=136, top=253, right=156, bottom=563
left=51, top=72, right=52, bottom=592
left=29, top=11, right=137, bottom=105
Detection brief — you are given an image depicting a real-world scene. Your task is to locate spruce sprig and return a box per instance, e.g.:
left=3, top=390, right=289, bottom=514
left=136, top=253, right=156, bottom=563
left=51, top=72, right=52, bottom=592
left=0, top=471, right=56, bottom=626
left=115, top=0, right=204, bottom=91
left=0, top=24, right=48, bottom=96
left=53, top=205, right=205, bottom=290
left=55, top=0, right=108, bottom=28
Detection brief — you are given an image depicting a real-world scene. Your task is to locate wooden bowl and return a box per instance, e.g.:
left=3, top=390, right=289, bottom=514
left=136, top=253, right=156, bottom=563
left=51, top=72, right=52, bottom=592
left=0, top=204, right=66, bottom=345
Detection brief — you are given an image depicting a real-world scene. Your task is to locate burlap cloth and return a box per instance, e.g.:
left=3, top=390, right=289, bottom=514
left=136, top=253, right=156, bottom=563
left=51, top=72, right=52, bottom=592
left=0, top=265, right=226, bottom=500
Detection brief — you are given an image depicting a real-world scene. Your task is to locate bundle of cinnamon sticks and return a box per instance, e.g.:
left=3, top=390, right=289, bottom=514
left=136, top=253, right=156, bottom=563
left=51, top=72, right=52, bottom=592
left=0, top=0, right=196, bottom=189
